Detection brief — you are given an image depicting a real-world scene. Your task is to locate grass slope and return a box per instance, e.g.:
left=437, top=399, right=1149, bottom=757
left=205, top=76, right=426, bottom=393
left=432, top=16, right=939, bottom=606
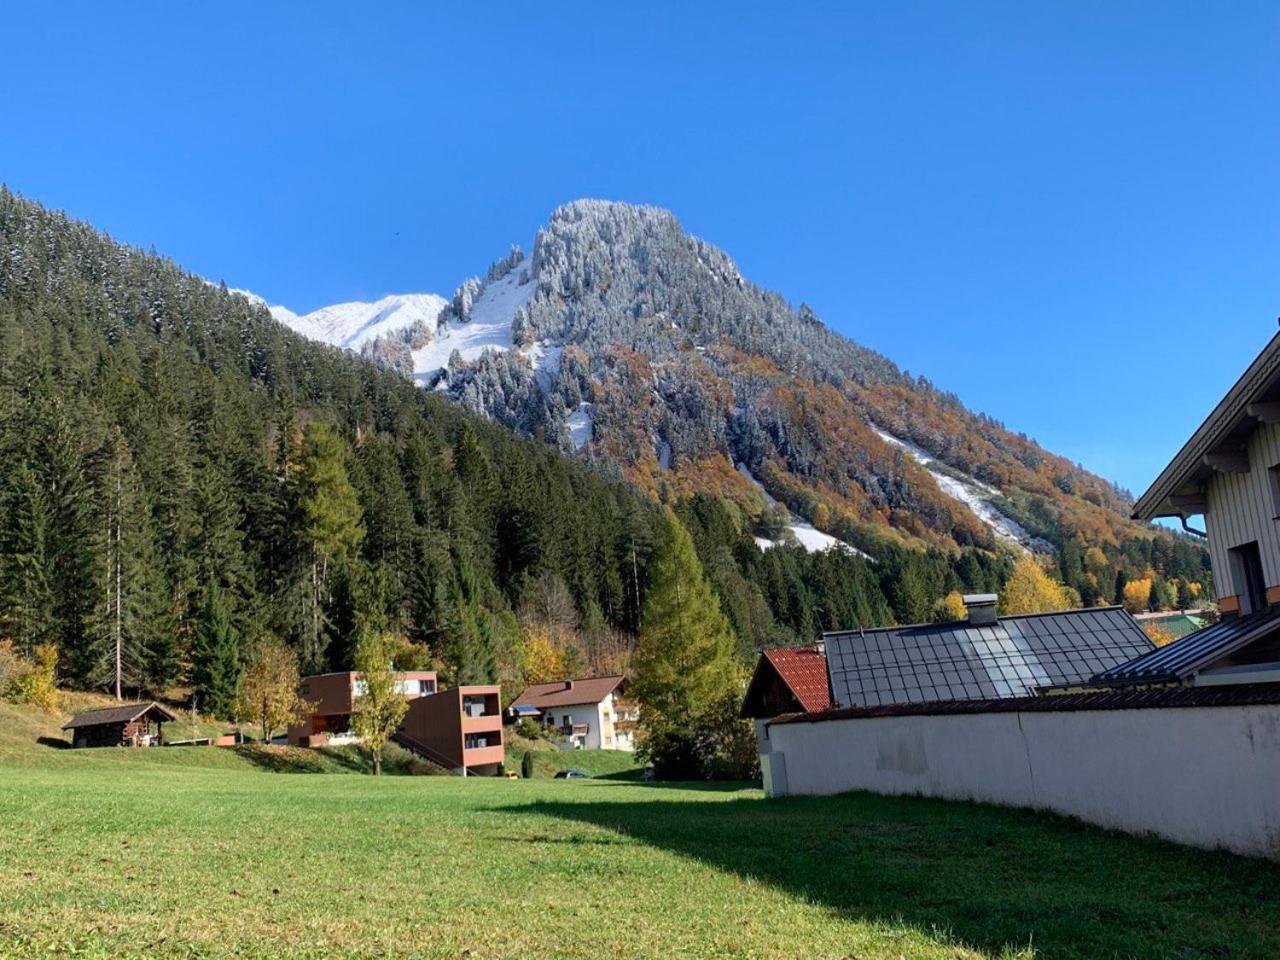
left=506, top=732, right=643, bottom=779
left=1, top=718, right=1280, bottom=959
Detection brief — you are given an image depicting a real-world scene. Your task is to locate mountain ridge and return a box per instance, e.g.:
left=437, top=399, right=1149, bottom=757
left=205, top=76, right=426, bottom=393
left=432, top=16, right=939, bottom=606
left=261, top=199, right=1144, bottom=569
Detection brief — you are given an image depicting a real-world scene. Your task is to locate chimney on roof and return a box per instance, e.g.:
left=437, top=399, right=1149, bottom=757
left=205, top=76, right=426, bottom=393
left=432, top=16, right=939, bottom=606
left=963, top=593, right=999, bottom=626
left=563, top=679, right=574, bottom=690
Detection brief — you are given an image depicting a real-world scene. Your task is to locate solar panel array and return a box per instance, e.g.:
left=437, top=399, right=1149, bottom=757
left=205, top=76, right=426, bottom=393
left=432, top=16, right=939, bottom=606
left=826, top=607, right=1155, bottom=709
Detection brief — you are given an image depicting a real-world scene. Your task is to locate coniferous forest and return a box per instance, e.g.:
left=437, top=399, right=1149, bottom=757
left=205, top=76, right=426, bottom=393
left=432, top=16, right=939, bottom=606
left=0, top=189, right=1210, bottom=712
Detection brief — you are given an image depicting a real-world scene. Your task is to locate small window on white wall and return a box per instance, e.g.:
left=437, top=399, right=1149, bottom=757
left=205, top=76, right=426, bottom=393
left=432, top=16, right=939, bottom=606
left=1270, top=464, right=1280, bottom=518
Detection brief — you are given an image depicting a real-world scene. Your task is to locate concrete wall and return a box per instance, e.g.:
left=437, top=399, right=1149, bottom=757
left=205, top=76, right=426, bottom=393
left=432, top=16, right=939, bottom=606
left=765, top=705, right=1280, bottom=859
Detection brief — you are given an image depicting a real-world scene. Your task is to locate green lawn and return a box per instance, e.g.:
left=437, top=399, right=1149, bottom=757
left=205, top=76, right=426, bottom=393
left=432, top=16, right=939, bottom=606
left=2, top=711, right=1280, bottom=958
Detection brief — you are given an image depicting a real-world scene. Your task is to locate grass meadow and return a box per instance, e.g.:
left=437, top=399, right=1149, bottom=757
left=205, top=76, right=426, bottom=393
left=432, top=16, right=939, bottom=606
left=2, top=701, right=1280, bottom=959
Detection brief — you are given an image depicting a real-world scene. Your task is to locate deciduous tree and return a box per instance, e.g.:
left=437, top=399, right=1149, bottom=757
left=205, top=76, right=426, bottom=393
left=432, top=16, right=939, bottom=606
left=351, top=630, right=410, bottom=776
left=235, top=638, right=309, bottom=743
left=1001, top=557, right=1072, bottom=615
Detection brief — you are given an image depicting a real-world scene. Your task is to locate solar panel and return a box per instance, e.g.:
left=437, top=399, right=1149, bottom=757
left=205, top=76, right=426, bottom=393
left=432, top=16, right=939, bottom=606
left=826, top=607, right=1155, bottom=709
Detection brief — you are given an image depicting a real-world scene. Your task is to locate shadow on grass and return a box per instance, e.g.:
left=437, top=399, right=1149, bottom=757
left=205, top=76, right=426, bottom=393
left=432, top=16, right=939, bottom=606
left=500, top=791, right=1280, bottom=960
left=36, top=736, right=71, bottom=750
left=232, top=744, right=334, bottom=773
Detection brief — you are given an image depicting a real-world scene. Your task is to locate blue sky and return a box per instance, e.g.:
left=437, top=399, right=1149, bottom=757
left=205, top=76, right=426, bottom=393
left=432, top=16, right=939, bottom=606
left=1, top=3, right=1276, bottom=496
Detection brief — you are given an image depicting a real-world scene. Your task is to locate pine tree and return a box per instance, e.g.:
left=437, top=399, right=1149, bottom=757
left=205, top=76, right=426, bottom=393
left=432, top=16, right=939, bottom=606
left=192, top=580, right=240, bottom=719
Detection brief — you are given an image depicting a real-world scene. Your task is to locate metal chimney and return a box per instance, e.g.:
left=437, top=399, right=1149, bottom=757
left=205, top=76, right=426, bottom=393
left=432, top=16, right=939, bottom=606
left=963, top=593, right=999, bottom=625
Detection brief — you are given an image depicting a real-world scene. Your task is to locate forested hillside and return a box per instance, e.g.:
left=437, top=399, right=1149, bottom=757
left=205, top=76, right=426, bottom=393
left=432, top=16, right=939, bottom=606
left=0, top=189, right=1208, bottom=710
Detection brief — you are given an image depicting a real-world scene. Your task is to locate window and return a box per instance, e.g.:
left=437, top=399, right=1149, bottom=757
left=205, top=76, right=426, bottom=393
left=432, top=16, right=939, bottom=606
left=1229, top=541, right=1267, bottom=614
left=1271, top=464, right=1280, bottom=518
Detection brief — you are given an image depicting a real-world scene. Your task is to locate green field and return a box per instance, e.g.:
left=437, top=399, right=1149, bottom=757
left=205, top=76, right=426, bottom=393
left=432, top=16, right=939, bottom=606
left=3, top=706, right=1280, bottom=959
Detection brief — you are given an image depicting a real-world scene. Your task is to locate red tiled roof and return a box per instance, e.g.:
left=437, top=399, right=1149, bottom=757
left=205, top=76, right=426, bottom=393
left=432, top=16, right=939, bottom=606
left=512, top=676, right=625, bottom=710
left=764, top=647, right=832, bottom=713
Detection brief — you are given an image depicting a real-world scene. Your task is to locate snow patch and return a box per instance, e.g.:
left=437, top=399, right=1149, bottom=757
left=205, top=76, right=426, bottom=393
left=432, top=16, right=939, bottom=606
left=411, top=268, right=536, bottom=383
left=736, top=463, right=872, bottom=559
left=869, top=423, right=1049, bottom=552
left=279, top=293, right=448, bottom=350
left=526, top=341, right=564, bottom=393
left=657, top=440, right=671, bottom=470
left=567, top=404, right=593, bottom=450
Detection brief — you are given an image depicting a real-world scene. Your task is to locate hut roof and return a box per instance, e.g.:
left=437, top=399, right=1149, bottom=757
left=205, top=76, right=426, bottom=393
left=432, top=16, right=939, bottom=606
left=61, top=701, right=179, bottom=730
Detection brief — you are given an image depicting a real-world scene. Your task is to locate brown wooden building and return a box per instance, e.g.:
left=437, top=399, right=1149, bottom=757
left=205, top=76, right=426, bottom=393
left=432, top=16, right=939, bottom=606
left=62, top=702, right=178, bottom=748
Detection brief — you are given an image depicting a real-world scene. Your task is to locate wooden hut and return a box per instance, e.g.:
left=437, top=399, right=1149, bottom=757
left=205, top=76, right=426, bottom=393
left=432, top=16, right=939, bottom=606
left=62, top=702, right=178, bottom=748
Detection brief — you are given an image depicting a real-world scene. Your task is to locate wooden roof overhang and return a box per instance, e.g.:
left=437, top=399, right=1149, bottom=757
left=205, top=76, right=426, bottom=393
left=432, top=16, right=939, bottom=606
left=1133, top=329, right=1280, bottom=522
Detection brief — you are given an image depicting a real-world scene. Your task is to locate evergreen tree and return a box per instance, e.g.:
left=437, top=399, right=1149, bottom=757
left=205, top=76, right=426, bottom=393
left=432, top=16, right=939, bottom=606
left=192, top=580, right=240, bottom=719
left=0, top=464, right=56, bottom=654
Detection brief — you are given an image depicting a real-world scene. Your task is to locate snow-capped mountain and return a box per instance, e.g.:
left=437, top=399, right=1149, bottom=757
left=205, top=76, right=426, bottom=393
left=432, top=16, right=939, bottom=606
left=259, top=200, right=1139, bottom=561
left=270, top=293, right=449, bottom=351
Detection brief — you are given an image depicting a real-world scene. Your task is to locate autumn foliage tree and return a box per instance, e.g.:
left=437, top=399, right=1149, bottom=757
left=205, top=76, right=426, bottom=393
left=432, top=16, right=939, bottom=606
left=236, top=638, right=310, bottom=743
left=351, top=630, right=410, bottom=775
left=1122, top=578, right=1153, bottom=615
left=1001, top=557, right=1074, bottom=615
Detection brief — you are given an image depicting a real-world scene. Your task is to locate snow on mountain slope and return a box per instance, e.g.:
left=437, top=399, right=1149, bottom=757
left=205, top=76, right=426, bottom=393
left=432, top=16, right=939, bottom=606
left=278, top=293, right=448, bottom=351
left=736, top=463, right=872, bottom=559
left=410, top=267, right=537, bottom=383
left=869, top=424, right=1050, bottom=552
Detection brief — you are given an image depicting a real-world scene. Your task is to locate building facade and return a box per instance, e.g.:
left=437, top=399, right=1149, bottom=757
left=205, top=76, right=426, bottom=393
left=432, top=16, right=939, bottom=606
left=288, top=670, right=438, bottom=746
left=510, top=676, right=635, bottom=751
left=1133, top=328, right=1280, bottom=615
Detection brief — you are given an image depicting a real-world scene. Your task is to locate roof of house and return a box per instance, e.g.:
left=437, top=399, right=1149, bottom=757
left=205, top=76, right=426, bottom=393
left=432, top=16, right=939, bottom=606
left=511, top=676, right=625, bottom=710
left=1132, top=328, right=1280, bottom=521
left=61, top=701, right=179, bottom=730
left=741, top=646, right=831, bottom=717
left=1092, top=606, right=1280, bottom=685
left=769, top=683, right=1280, bottom=725
left=824, top=606, right=1154, bottom=709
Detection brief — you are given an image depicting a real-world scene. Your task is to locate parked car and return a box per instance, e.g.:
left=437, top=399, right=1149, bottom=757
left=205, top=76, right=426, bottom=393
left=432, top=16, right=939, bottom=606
left=554, top=769, right=590, bottom=779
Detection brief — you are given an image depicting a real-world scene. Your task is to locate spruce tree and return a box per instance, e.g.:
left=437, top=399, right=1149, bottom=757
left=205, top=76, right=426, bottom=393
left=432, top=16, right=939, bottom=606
left=192, top=580, right=240, bottom=719
left=0, top=463, right=56, bottom=654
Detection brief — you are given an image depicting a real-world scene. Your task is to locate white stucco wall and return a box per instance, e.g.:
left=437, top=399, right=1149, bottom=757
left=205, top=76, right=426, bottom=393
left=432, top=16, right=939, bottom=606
left=542, top=694, right=636, bottom=752
left=765, top=705, right=1280, bottom=859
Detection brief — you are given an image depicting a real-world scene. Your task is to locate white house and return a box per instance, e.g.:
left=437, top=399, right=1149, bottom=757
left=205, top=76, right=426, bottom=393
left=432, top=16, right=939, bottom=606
left=510, top=676, right=637, bottom=752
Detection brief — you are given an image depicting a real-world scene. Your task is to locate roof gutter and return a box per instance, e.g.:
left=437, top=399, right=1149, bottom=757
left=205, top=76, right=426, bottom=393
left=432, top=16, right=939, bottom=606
left=1180, top=516, right=1207, bottom=539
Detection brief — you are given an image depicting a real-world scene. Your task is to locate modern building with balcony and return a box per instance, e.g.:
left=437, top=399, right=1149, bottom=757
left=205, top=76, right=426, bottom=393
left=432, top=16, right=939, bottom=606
left=288, top=670, right=438, bottom=746
left=395, top=685, right=505, bottom=776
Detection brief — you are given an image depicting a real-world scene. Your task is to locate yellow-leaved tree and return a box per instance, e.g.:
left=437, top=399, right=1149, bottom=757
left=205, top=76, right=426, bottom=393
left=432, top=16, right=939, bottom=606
left=1001, top=557, right=1074, bottom=615
left=236, top=638, right=311, bottom=744
left=521, top=628, right=565, bottom=684
left=1122, top=578, right=1153, bottom=614
left=933, top=591, right=968, bottom=623
left=352, top=631, right=411, bottom=776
